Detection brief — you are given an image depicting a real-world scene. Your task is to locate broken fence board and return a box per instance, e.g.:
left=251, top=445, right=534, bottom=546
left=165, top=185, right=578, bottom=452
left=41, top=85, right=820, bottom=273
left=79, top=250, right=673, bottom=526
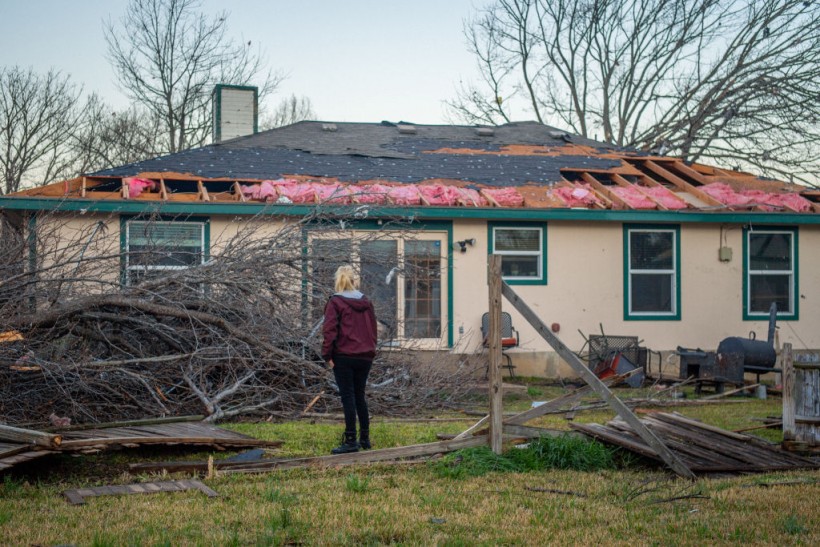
left=0, top=424, right=61, bottom=448
left=500, top=281, right=695, bottom=479
left=63, top=479, right=218, bottom=505
left=222, top=435, right=490, bottom=474
left=504, top=369, right=641, bottom=426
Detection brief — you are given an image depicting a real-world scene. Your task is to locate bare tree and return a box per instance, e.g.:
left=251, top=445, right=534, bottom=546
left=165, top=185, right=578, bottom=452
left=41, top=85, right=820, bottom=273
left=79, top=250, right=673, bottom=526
left=450, top=0, right=820, bottom=185
left=260, top=94, right=317, bottom=130
left=0, top=67, right=83, bottom=195
left=70, top=94, right=165, bottom=174
left=104, top=0, right=283, bottom=154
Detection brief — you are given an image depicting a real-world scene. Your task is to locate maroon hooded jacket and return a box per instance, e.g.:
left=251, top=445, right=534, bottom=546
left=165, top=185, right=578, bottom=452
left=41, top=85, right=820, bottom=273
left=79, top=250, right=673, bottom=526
left=321, top=291, right=378, bottom=362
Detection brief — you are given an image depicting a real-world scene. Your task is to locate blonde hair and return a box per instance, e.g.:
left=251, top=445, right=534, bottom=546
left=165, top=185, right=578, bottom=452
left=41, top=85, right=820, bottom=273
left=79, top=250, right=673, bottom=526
left=334, top=265, right=358, bottom=292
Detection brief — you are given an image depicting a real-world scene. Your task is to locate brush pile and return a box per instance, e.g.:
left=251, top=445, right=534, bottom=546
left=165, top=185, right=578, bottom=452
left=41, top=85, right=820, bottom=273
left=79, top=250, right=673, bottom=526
left=0, top=212, right=482, bottom=426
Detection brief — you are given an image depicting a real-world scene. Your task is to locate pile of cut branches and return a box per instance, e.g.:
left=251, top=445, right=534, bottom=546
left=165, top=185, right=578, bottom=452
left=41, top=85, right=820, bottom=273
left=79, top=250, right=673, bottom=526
left=0, top=211, right=483, bottom=426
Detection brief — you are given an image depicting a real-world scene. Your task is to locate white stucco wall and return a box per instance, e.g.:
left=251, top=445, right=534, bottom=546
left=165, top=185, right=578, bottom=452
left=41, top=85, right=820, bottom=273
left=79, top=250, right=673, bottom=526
left=453, top=219, right=820, bottom=378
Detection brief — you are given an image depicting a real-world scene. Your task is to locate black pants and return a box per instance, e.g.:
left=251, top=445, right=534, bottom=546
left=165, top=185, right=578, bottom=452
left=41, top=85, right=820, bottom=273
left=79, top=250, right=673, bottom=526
left=332, top=356, right=372, bottom=433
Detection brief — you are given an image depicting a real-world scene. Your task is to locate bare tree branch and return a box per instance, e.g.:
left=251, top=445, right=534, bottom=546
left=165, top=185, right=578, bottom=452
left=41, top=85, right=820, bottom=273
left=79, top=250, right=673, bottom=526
left=450, top=0, right=820, bottom=185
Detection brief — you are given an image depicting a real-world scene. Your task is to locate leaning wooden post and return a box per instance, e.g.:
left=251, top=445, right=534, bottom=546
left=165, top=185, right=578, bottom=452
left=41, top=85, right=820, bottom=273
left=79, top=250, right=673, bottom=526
left=500, top=281, right=695, bottom=479
left=487, top=254, right=504, bottom=455
left=782, top=343, right=795, bottom=442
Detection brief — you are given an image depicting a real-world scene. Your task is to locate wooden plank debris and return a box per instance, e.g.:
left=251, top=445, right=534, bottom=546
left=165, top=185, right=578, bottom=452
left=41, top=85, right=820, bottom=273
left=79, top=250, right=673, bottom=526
left=215, top=435, right=489, bottom=475
left=0, top=424, right=61, bottom=448
left=0, top=420, right=280, bottom=471
left=487, top=255, right=504, bottom=455
left=571, top=411, right=818, bottom=475
left=63, top=479, right=218, bottom=505
left=500, top=281, right=696, bottom=479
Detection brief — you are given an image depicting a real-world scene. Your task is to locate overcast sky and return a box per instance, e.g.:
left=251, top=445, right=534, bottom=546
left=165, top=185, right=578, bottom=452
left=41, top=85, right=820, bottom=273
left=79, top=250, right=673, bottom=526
left=0, top=0, right=487, bottom=124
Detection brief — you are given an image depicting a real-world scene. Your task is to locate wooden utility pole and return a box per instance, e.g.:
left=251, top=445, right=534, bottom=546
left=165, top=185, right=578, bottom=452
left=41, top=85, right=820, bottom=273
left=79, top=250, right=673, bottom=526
left=487, top=255, right=504, bottom=455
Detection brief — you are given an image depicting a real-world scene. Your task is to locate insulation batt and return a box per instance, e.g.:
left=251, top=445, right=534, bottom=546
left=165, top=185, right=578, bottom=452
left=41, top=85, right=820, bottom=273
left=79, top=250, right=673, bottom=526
left=419, top=184, right=461, bottom=206
left=312, top=183, right=351, bottom=204
left=268, top=179, right=315, bottom=204
left=483, top=187, right=524, bottom=207
left=642, top=185, right=688, bottom=209
left=388, top=185, right=422, bottom=205
left=456, top=187, right=488, bottom=207
left=611, top=186, right=656, bottom=209
left=241, top=180, right=278, bottom=201
left=702, top=182, right=812, bottom=212
left=351, top=184, right=391, bottom=204
left=552, top=184, right=599, bottom=207
left=125, top=177, right=156, bottom=198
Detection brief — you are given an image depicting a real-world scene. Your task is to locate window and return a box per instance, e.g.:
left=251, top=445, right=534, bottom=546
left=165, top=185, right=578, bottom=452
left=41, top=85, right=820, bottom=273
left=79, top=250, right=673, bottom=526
left=624, top=225, right=680, bottom=320
left=744, top=227, right=797, bottom=320
left=488, top=223, right=547, bottom=285
left=124, top=219, right=208, bottom=286
left=308, top=231, right=448, bottom=344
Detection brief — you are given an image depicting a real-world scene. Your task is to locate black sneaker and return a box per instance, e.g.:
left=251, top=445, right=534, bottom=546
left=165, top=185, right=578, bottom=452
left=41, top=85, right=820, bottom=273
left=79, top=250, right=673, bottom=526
left=331, top=432, right=360, bottom=454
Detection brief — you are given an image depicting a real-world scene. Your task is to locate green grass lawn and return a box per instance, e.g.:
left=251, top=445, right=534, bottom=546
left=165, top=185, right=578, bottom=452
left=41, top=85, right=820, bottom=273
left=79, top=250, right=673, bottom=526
left=1, top=384, right=817, bottom=545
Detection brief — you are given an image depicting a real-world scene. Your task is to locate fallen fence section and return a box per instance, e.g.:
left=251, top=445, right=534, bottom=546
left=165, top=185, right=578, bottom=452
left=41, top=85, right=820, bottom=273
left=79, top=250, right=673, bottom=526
left=571, top=411, right=818, bottom=474
left=0, top=419, right=281, bottom=471
left=500, top=281, right=696, bottom=479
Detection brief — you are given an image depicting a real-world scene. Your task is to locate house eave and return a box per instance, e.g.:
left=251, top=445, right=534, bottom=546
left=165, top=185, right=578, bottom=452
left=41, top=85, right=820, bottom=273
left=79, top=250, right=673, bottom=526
left=3, top=196, right=820, bottom=225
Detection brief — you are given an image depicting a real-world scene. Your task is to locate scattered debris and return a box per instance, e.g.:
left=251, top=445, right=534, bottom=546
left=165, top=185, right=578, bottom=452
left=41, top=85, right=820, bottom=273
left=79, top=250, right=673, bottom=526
left=0, top=417, right=280, bottom=471
left=571, top=412, right=818, bottom=474
left=63, top=479, right=218, bottom=505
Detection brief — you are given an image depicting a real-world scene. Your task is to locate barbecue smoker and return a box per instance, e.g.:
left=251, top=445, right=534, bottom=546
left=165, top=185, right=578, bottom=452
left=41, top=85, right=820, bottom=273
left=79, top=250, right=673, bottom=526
left=677, top=303, right=779, bottom=392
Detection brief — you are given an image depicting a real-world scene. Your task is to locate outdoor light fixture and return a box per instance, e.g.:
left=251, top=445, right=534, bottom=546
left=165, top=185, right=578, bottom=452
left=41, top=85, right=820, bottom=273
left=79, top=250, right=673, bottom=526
left=456, top=238, right=476, bottom=253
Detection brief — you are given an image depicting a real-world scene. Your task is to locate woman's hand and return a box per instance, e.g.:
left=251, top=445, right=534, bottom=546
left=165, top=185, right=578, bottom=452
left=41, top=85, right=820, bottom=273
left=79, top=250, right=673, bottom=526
left=327, top=359, right=334, bottom=369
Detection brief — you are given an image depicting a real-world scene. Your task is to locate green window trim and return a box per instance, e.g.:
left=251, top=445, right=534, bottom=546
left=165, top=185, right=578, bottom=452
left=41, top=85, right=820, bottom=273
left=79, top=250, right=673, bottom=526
left=119, top=215, right=210, bottom=287
left=301, top=219, right=454, bottom=348
left=487, top=221, right=548, bottom=285
left=623, top=224, right=681, bottom=321
left=742, top=226, right=799, bottom=321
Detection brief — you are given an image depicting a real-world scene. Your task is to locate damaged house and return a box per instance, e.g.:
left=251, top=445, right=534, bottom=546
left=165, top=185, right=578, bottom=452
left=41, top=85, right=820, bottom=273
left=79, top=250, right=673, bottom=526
left=2, top=95, right=819, bottom=380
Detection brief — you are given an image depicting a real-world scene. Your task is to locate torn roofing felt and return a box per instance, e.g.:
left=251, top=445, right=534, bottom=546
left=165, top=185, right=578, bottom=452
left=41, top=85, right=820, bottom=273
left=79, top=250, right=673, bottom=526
left=91, top=121, right=624, bottom=186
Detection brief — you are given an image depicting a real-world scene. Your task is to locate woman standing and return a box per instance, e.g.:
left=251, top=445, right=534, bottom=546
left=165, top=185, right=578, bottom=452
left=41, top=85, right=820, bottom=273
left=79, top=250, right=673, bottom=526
left=322, top=265, right=378, bottom=454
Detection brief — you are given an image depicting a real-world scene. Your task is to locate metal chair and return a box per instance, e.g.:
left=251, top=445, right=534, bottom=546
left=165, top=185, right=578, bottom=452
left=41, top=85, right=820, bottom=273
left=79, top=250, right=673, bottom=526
left=481, top=312, right=518, bottom=377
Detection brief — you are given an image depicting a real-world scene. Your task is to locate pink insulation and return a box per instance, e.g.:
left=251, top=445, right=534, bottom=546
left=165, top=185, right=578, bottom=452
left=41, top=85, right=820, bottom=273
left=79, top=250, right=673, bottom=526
left=350, top=184, right=391, bottom=204
left=313, top=183, right=351, bottom=204
left=777, top=193, right=813, bottom=212
left=269, top=179, right=315, bottom=204
left=419, top=185, right=461, bottom=206
left=456, top=187, right=488, bottom=207
left=125, top=177, right=156, bottom=198
left=702, top=182, right=812, bottom=211
left=242, top=180, right=278, bottom=201
left=642, top=185, right=688, bottom=209
left=388, top=185, right=422, bottom=205
left=482, top=187, right=524, bottom=207
left=552, top=184, right=600, bottom=207
left=701, top=183, right=754, bottom=206
left=610, top=186, right=656, bottom=209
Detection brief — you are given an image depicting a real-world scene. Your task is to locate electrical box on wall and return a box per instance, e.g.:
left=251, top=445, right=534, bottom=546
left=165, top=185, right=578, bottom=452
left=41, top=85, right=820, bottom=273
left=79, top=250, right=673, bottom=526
left=719, top=246, right=733, bottom=262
